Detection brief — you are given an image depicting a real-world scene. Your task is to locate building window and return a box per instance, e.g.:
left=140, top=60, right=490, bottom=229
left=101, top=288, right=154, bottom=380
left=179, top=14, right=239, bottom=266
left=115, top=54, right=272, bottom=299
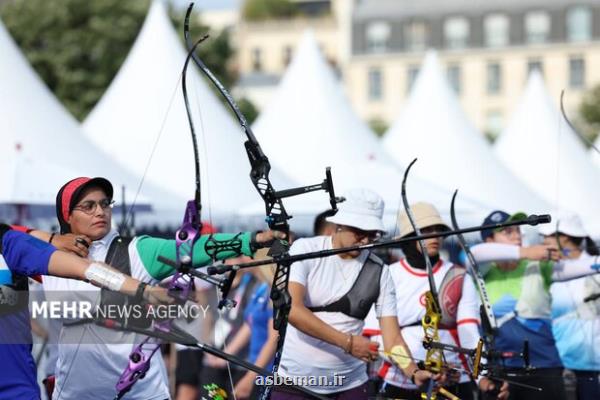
left=444, top=17, right=469, bottom=49
left=405, top=20, right=427, bottom=51
left=446, top=64, right=461, bottom=94
left=251, top=48, right=262, bottom=72
left=525, top=11, right=551, bottom=44
left=569, top=57, right=585, bottom=88
left=366, top=21, right=391, bottom=53
left=283, top=46, right=292, bottom=67
left=368, top=67, right=383, bottom=101
left=487, top=62, right=502, bottom=94
left=567, top=6, right=592, bottom=42
left=407, top=65, right=420, bottom=93
left=484, top=13, right=509, bottom=47
left=527, top=59, right=543, bottom=76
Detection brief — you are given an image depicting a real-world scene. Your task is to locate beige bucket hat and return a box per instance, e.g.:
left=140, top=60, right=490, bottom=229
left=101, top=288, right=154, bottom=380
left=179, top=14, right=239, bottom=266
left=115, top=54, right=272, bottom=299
left=397, top=202, right=450, bottom=238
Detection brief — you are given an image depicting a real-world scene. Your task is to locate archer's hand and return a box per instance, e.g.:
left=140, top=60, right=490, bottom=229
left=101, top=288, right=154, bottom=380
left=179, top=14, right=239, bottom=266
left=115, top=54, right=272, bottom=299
left=412, top=369, right=434, bottom=387
left=53, top=234, right=91, bottom=258
left=521, top=244, right=560, bottom=261
left=350, top=335, right=379, bottom=362
left=479, top=377, right=509, bottom=400
left=143, top=285, right=174, bottom=306
left=255, top=230, right=287, bottom=245
left=205, top=353, right=227, bottom=368
left=233, top=372, right=256, bottom=399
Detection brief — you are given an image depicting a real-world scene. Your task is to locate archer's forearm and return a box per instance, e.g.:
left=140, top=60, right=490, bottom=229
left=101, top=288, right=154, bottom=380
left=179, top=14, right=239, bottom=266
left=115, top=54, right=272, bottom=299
left=135, top=232, right=253, bottom=280
left=288, top=302, right=348, bottom=350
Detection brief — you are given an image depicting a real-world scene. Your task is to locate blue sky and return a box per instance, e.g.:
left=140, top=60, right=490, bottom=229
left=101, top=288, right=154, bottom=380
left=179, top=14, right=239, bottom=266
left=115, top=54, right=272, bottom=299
left=171, top=0, right=240, bottom=11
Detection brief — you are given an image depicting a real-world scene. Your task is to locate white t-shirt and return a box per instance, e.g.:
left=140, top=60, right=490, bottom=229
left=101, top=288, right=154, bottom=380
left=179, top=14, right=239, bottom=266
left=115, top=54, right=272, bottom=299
left=382, top=258, right=480, bottom=389
left=278, top=236, right=396, bottom=394
left=43, top=230, right=170, bottom=400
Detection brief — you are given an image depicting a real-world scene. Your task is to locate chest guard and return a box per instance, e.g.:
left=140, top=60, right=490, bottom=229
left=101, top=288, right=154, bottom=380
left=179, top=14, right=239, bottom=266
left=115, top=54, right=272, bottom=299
left=308, top=252, right=384, bottom=320
left=68, top=236, right=150, bottom=329
left=0, top=224, right=29, bottom=317
left=438, top=265, right=466, bottom=328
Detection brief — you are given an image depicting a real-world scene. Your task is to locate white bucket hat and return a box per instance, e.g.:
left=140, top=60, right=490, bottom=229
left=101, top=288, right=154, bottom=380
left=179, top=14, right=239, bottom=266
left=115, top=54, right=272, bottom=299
left=539, top=213, right=587, bottom=238
left=327, top=188, right=385, bottom=232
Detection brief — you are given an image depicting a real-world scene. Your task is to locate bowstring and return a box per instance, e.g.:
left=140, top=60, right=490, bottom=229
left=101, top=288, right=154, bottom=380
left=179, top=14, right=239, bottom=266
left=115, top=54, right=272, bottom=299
left=188, top=65, right=237, bottom=399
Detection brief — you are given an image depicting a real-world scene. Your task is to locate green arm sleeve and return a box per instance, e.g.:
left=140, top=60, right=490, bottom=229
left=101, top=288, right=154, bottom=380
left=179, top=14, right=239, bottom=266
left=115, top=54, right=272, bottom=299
left=136, top=232, right=253, bottom=280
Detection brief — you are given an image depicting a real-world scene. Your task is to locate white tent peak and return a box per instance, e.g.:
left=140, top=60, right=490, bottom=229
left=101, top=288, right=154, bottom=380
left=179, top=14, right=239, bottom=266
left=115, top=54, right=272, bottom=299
left=83, top=0, right=295, bottom=222
left=495, top=71, right=600, bottom=235
left=252, top=28, right=393, bottom=171
left=383, top=50, right=549, bottom=212
left=0, top=16, right=162, bottom=223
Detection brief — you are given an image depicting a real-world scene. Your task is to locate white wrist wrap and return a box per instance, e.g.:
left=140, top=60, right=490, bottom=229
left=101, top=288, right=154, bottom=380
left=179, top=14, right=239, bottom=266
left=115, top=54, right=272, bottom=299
left=84, top=262, right=126, bottom=292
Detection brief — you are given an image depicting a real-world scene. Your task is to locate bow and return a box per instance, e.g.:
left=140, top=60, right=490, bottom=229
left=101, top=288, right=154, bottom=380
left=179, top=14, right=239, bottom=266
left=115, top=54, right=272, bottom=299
left=183, top=4, right=342, bottom=399
left=560, top=90, right=600, bottom=155
left=400, top=158, right=447, bottom=400
left=113, top=34, right=209, bottom=399
left=450, top=190, right=541, bottom=396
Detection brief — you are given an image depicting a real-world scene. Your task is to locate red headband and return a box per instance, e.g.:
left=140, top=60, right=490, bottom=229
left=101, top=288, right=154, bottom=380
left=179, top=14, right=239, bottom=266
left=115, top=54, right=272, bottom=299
left=60, top=177, right=91, bottom=222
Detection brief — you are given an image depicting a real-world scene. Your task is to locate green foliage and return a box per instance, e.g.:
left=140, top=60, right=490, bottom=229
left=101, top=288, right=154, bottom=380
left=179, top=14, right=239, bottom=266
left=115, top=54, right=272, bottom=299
left=0, top=0, right=150, bottom=120
left=0, top=0, right=238, bottom=121
left=242, top=0, right=299, bottom=21
left=236, top=97, right=259, bottom=125
left=369, top=118, right=388, bottom=138
left=580, top=84, right=600, bottom=144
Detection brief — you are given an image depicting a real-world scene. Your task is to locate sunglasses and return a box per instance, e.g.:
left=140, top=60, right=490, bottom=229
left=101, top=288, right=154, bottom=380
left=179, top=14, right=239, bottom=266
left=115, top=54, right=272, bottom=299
left=343, top=226, right=383, bottom=241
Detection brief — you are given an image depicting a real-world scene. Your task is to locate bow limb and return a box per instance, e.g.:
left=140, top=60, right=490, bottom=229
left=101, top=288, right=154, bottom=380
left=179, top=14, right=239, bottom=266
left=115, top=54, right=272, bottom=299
left=560, top=90, right=600, bottom=155
left=114, top=36, right=208, bottom=399
left=184, top=3, right=291, bottom=232
left=400, top=158, right=445, bottom=400
left=450, top=191, right=497, bottom=358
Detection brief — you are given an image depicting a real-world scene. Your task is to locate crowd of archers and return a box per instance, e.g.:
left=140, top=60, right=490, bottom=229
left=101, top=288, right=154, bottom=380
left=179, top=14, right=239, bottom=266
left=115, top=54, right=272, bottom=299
left=4, top=5, right=600, bottom=400
left=1, top=176, right=599, bottom=400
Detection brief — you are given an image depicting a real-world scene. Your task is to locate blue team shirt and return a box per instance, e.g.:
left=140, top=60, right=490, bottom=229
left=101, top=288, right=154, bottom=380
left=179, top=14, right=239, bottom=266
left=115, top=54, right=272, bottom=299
left=0, top=230, right=55, bottom=400
left=243, top=282, right=273, bottom=370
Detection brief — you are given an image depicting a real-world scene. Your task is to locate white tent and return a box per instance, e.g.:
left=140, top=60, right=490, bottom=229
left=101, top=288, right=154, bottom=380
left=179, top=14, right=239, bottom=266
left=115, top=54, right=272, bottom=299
left=249, top=32, right=489, bottom=228
left=592, top=136, right=600, bottom=169
left=495, top=71, right=600, bottom=236
left=0, top=17, right=167, bottom=228
left=83, top=0, right=295, bottom=227
left=383, top=52, right=550, bottom=214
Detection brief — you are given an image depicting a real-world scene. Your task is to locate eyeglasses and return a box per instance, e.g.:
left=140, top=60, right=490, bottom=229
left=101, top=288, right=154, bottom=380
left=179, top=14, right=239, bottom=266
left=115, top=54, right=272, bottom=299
left=72, top=198, right=115, bottom=215
left=343, top=226, right=383, bottom=241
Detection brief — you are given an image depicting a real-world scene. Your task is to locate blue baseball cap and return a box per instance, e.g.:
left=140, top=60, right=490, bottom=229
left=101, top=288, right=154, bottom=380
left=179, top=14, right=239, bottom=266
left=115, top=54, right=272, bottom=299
left=481, top=210, right=527, bottom=241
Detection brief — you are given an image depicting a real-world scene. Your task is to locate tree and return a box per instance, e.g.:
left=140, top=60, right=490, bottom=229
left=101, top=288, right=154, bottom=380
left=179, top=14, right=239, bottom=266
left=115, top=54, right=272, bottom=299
left=0, top=0, right=241, bottom=121
left=242, top=0, right=299, bottom=21
left=369, top=118, right=388, bottom=138
left=580, top=84, right=600, bottom=144
left=0, top=0, right=150, bottom=120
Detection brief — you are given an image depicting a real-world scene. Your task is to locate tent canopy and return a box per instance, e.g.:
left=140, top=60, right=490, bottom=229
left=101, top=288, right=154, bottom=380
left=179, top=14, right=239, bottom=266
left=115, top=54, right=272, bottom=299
left=383, top=51, right=550, bottom=214
left=495, top=71, right=600, bottom=236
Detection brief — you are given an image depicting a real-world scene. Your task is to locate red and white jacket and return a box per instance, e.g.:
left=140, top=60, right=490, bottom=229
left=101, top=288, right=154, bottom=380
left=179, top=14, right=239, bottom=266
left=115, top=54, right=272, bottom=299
left=380, top=258, right=480, bottom=388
